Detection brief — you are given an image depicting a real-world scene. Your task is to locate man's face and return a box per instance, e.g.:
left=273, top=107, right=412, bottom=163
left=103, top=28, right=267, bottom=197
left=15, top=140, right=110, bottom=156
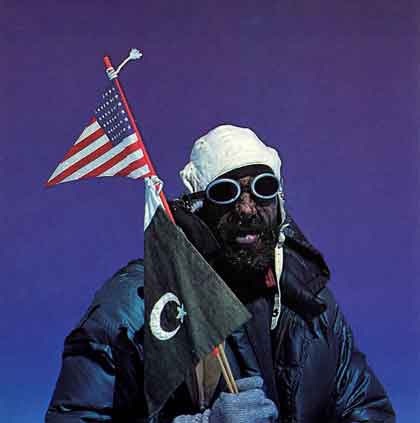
left=199, top=173, right=279, bottom=276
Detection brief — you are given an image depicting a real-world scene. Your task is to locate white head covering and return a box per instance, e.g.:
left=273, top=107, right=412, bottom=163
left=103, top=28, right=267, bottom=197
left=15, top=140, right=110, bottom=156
left=180, top=124, right=286, bottom=223
left=180, top=125, right=282, bottom=193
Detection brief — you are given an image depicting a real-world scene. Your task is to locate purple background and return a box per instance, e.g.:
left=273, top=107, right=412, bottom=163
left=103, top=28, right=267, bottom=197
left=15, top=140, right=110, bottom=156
left=2, top=1, right=419, bottom=421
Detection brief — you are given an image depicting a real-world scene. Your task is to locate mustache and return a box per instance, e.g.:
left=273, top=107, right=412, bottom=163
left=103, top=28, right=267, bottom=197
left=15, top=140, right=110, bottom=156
left=217, top=219, right=267, bottom=240
left=234, top=224, right=265, bottom=236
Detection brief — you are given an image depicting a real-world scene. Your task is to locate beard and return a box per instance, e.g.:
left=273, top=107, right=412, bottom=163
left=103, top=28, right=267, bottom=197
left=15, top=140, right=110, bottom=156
left=220, top=228, right=277, bottom=274
left=210, top=215, right=278, bottom=301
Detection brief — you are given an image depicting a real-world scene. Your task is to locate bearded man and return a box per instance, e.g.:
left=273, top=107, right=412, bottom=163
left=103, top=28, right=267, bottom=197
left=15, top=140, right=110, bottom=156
left=46, top=125, right=395, bottom=423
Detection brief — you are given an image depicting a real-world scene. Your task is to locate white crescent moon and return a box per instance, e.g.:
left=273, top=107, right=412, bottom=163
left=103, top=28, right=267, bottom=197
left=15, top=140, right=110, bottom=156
left=150, top=292, right=182, bottom=341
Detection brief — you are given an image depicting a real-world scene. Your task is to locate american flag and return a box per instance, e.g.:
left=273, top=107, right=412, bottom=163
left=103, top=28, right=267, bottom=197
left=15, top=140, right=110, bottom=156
left=47, top=83, right=151, bottom=186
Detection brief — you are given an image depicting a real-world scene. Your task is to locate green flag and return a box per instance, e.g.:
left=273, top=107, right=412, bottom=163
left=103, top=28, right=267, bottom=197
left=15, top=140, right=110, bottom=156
left=144, top=185, right=251, bottom=416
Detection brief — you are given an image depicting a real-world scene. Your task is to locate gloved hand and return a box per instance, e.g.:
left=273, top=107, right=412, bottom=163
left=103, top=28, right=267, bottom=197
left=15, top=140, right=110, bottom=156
left=173, top=376, right=278, bottom=423
left=209, top=376, right=278, bottom=423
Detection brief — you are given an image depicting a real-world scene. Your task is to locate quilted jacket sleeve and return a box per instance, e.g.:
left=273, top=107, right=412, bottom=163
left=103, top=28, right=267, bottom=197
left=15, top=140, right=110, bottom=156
left=45, top=260, right=148, bottom=423
left=45, top=310, right=116, bottom=422
left=324, top=289, right=396, bottom=423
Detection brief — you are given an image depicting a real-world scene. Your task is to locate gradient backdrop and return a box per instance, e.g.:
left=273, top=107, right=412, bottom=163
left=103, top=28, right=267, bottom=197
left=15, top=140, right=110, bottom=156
left=2, top=1, right=419, bottom=421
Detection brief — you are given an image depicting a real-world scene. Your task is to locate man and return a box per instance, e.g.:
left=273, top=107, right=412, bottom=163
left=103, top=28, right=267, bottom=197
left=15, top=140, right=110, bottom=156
left=46, top=125, right=395, bottom=423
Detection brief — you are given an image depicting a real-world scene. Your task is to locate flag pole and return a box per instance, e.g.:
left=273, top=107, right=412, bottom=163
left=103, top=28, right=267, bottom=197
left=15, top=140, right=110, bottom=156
left=104, top=51, right=238, bottom=395
left=218, top=344, right=238, bottom=393
left=103, top=54, right=175, bottom=224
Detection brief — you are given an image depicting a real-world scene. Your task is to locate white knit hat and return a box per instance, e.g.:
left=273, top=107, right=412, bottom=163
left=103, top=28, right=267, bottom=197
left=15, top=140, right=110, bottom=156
left=180, top=125, right=282, bottom=193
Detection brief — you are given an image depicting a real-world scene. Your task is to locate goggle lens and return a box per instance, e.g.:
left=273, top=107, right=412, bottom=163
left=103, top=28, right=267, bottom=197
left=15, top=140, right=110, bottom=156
left=252, top=174, right=280, bottom=199
left=206, top=179, right=240, bottom=204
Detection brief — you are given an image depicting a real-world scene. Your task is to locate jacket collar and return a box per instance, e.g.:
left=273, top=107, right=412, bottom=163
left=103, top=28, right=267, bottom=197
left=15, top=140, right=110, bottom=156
left=279, top=214, right=330, bottom=321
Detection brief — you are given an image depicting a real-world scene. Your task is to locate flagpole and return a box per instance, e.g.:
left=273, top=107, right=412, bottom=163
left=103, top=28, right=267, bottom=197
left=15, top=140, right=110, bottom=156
left=218, top=344, right=238, bottom=393
left=104, top=51, right=239, bottom=395
left=103, top=55, right=175, bottom=224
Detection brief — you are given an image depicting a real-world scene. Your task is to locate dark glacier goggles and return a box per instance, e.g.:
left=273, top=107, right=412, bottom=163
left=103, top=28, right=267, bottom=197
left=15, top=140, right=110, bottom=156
left=205, top=173, right=280, bottom=205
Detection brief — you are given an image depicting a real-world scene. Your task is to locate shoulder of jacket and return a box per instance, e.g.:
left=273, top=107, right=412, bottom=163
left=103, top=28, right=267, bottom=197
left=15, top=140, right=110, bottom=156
left=76, top=259, right=144, bottom=340
left=316, top=286, right=336, bottom=308
left=314, top=286, right=348, bottom=335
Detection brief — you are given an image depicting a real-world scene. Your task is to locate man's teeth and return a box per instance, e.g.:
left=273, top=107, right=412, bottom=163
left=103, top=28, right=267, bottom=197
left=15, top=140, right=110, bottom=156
left=236, top=234, right=258, bottom=244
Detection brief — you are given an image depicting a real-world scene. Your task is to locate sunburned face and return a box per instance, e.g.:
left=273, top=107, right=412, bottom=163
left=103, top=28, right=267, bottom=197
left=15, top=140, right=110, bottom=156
left=199, top=175, right=279, bottom=277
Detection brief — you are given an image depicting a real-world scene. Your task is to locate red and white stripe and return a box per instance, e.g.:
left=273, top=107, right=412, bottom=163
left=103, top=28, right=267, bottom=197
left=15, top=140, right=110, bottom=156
left=47, top=119, right=150, bottom=186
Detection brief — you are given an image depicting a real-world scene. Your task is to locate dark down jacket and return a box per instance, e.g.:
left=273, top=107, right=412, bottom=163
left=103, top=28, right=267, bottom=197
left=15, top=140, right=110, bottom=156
left=46, top=217, right=395, bottom=423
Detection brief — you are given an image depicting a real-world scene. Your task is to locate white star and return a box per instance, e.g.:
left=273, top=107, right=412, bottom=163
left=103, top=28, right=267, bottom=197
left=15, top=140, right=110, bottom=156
left=176, top=304, right=187, bottom=324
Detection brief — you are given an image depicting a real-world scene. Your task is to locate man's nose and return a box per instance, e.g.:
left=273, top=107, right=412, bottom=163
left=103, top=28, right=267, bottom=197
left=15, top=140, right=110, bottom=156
left=235, top=192, right=257, bottom=216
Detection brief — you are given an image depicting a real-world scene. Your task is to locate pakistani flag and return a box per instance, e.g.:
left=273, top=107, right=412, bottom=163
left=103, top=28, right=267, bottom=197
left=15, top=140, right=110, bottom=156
left=144, top=178, right=251, bottom=416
